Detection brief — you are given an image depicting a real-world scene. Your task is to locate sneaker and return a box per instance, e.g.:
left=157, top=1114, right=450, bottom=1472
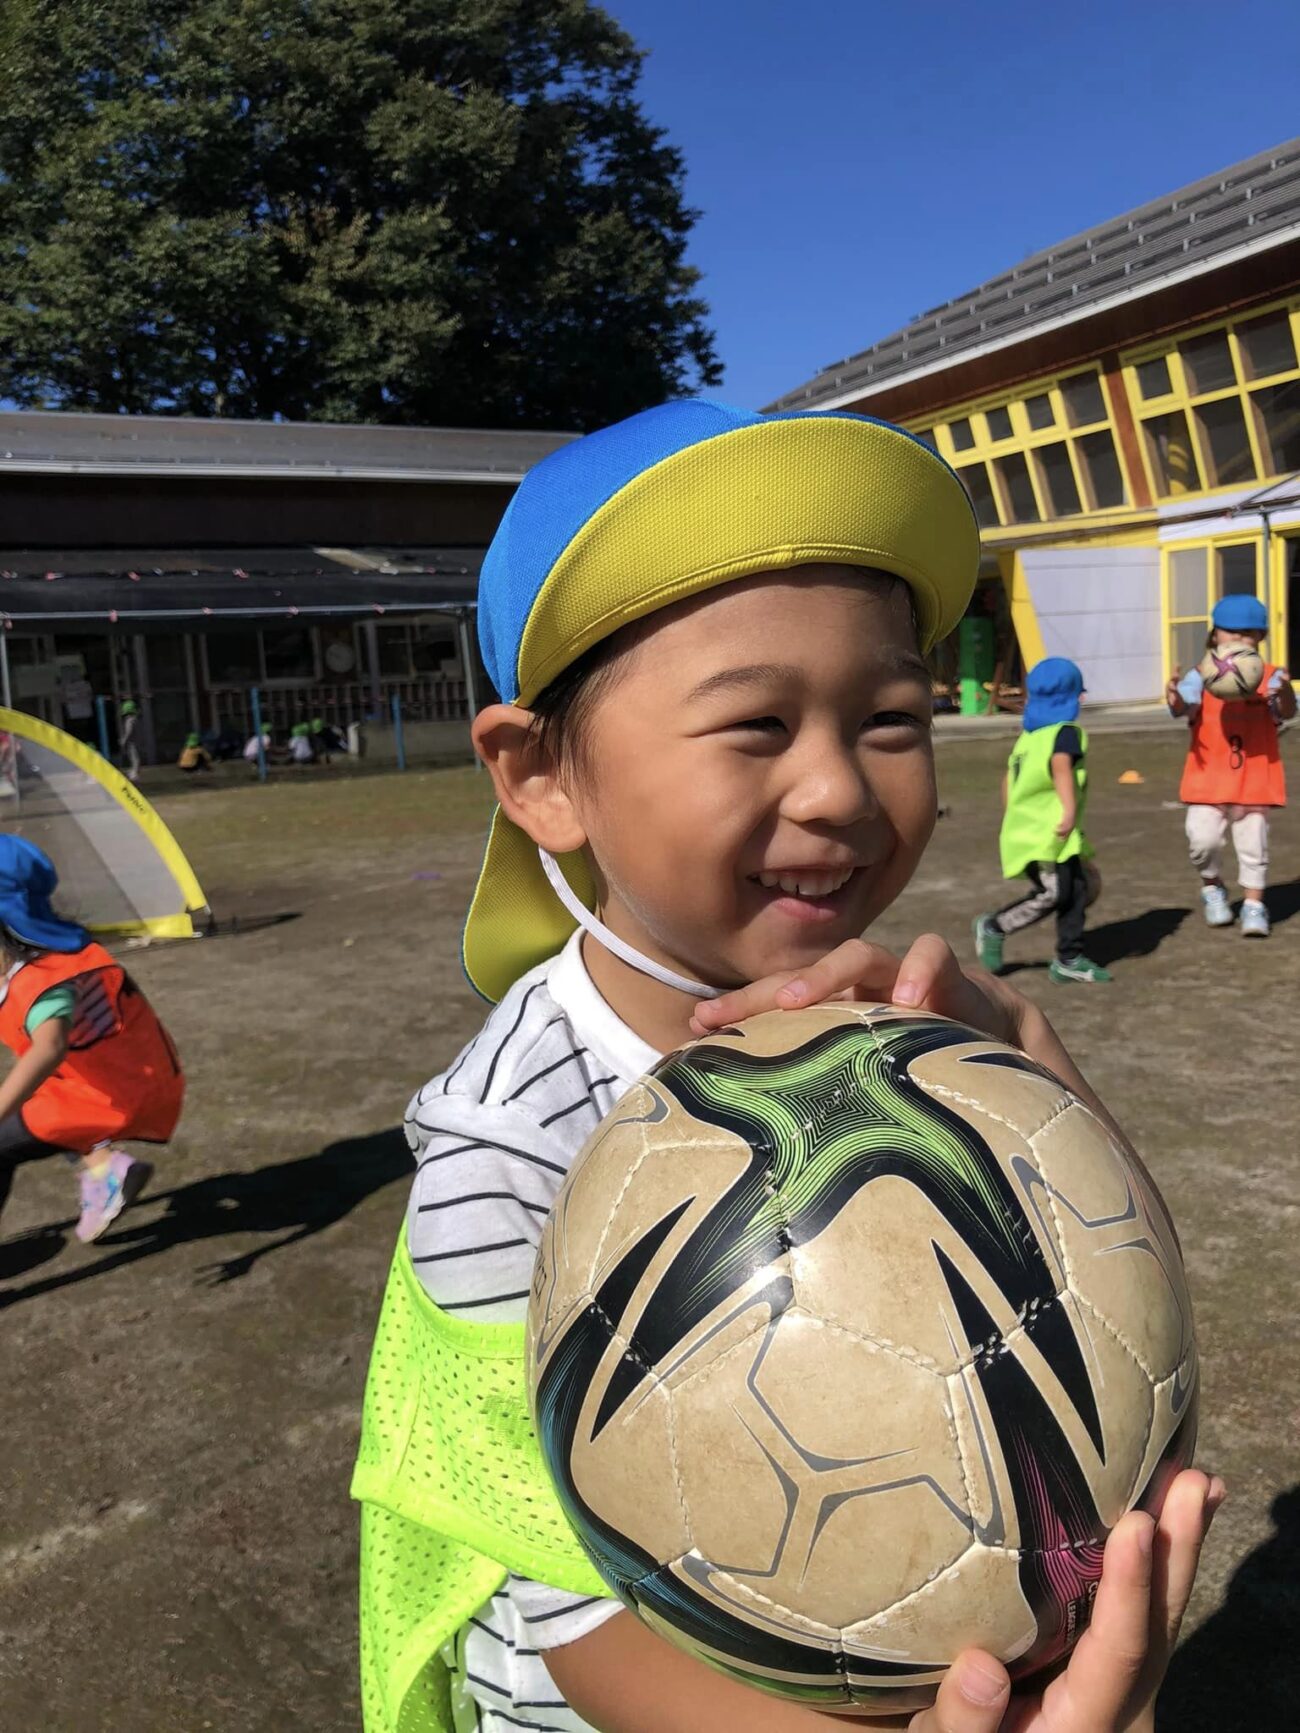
left=1049, top=956, right=1112, bottom=984
left=972, top=915, right=1004, bottom=974
left=1201, top=884, right=1233, bottom=927
left=1240, top=900, right=1271, bottom=938
left=75, top=1152, right=153, bottom=1244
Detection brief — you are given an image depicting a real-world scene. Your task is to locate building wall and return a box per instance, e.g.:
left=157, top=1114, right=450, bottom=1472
left=0, top=474, right=516, bottom=547
left=1016, top=546, right=1161, bottom=702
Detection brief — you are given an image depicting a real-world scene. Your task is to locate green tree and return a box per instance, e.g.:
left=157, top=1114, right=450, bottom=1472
left=0, top=0, right=720, bottom=427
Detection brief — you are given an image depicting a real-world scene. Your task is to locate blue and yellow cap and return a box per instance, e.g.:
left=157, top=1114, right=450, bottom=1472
left=465, top=398, right=980, bottom=1001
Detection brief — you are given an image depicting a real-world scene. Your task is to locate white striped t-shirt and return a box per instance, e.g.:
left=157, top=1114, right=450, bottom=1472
left=405, top=929, right=659, bottom=1733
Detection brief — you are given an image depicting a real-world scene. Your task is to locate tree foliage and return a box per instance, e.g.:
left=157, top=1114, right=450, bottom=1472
left=0, top=0, right=721, bottom=426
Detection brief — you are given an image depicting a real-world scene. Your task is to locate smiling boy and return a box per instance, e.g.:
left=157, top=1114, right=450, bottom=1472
left=353, top=402, right=1218, bottom=1733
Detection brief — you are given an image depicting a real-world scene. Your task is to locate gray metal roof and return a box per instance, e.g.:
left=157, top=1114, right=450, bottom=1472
left=0, top=411, right=576, bottom=482
left=768, top=138, right=1300, bottom=413
left=0, top=546, right=484, bottom=620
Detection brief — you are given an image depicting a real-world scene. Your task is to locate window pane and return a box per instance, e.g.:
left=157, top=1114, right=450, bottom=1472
left=1180, top=329, right=1236, bottom=395
left=957, top=462, right=999, bottom=528
left=1251, top=379, right=1300, bottom=476
left=1171, top=618, right=1207, bottom=675
left=1216, top=544, right=1257, bottom=598
left=1237, top=312, right=1297, bottom=382
left=1144, top=411, right=1201, bottom=495
left=1034, top=442, right=1082, bottom=516
left=995, top=452, right=1040, bottom=522
left=1060, top=372, right=1106, bottom=427
left=1168, top=547, right=1208, bottom=617
left=948, top=417, right=975, bottom=452
left=1077, top=430, right=1126, bottom=508
left=1135, top=355, right=1172, bottom=399
left=205, top=630, right=260, bottom=684
left=914, top=428, right=937, bottom=449
left=263, top=627, right=315, bottom=681
left=985, top=405, right=1013, bottom=441
left=411, top=623, right=456, bottom=672
left=1024, top=392, right=1055, bottom=430
left=1194, top=398, right=1257, bottom=486
left=376, top=625, right=412, bottom=675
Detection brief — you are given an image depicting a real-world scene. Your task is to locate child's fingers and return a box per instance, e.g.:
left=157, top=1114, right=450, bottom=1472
left=891, top=934, right=970, bottom=1012
left=1151, top=1468, right=1220, bottom=1650
left=907, top=1652, right=1011, bottom=1733
left=774, top=939, right=903, bottom=1009
left=691, top=939, right=903, bottom=1034
left=1046, top=1510, right=1154, bottom=1724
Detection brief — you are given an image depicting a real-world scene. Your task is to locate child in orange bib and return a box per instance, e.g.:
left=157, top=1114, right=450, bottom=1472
left=1166, top=594, right=1295, bottom=936
left=0, top=836, right=184, bottom=1241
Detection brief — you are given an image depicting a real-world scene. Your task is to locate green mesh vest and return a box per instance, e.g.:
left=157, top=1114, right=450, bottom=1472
left=351, top=1236, right=607, bottom=1733
left=999, top=724, right=1091, bottom=879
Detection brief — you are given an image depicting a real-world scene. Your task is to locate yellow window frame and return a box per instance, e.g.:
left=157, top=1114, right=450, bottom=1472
left=919, top=362, right=1125, bottom=529
left=1160, top=531, right=1268, bottom=682
left=1121, top=295, right=1300, bottom=500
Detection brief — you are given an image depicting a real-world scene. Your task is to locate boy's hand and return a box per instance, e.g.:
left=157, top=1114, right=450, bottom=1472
left=1164, top=668, right=1182, bottom=707
left=691, top=935, right=1038, bottom=1055
left=1054, top=813, right=1076, bottom=838
left=907, top=1468, right=1223, bottom=1733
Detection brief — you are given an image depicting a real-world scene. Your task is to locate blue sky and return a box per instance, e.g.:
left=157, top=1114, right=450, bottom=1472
left=607, top=0, right=1300, bottom=409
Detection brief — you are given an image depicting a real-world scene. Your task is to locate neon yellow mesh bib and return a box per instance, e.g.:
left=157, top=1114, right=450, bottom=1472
left=351, top=1236, right=607, bottom=1733
left=999, top=724, right=1091, bottom=879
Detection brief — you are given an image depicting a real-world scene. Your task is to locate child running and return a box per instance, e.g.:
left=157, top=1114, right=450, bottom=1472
left=973, top=656, right=1109, bottom=984
left=0, top=836, right=184, bottom=1240
left=352, top=402, right=1219, bottom=1733
left=1166, top=593, right=1294, bottom=936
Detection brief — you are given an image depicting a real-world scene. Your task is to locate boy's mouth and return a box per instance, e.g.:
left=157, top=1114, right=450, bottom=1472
left=747, top=864, right=862, bottom=924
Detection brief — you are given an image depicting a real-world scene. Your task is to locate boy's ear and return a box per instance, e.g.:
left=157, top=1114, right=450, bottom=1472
left=472, top=704, right=587, bottom=855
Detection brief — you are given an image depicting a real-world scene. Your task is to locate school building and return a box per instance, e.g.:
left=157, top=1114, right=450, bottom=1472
left=769, top=137, right=1300, bottom=710
left=0, top=414, right=572, bottom=761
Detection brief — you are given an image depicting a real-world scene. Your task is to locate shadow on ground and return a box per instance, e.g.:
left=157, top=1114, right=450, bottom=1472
left=1001, top=904, right=1191, bottom=976
left=1158, top=1486, right=1300, bottom=1730
left=0, top=1127, right=411, bottom=1304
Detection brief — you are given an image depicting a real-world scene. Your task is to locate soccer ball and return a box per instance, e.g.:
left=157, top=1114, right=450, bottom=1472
left=527, top=1004, right=1197, bottom=1714
left=1198, top=638, right=1264, bottom=700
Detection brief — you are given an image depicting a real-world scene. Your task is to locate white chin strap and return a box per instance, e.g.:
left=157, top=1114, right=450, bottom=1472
left=538, top=849, right=724, bottom=1000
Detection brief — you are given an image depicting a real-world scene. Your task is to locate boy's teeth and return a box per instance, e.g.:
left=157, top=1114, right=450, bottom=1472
left=756, top=868, right=853, bottom=897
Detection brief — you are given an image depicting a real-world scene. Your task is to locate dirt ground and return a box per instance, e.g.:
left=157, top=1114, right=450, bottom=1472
left=1, top=731, right=1296, bottom=1731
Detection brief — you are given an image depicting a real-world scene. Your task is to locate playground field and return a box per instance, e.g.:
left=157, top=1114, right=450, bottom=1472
left=1, top=731, right=1296, bottom=1732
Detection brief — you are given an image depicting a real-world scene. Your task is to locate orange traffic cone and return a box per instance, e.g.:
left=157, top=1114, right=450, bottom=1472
left=1118, top=769, right=1144, bottom=784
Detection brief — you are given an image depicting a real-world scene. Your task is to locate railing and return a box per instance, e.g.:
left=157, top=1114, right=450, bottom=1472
left=206, top=675, right=469, bottom=736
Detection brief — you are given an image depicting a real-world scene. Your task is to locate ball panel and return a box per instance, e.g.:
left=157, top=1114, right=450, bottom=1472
left=790, top=1172, right=1023, bottom=1376
left=567, top=1361, right=692, bottom=1571
left=843, top=1544, right=1036, bottom=1679
left=1029, top=1109, right=1192, bottom=1382
left=669, top=1311, right=971, bottom=1629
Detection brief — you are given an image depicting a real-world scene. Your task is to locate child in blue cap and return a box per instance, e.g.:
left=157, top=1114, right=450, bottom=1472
left=973, top=658, right=1108, bottom=983
left=353, top=402, right=1218, bottom=1733
left=0, top=836, right=183, bottom=1240
left=1166, top=593, right=1294, bottom=936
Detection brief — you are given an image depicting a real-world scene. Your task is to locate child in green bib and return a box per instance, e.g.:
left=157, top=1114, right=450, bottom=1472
left=974, top=658, right=1109, bottom=984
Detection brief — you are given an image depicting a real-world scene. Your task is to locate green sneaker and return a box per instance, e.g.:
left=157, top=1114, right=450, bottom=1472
left=972, top=915, right=1004, bottom=974
left=1049, top=956, right=1112, bottom=984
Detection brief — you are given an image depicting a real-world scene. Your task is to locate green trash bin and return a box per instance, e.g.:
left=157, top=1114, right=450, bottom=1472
left=957, top=615, right=995, bottom=715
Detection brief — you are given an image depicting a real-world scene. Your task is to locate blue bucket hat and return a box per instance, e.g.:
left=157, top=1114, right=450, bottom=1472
left=0, top=836, right=90, bottom=953
left=1023, top=657, right=1085, bottom=732
left=1211, top=594, right=1267, bottom=635
left=464, top=397, right=982, bottom=1001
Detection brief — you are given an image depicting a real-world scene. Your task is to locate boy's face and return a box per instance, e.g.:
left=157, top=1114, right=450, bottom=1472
left=565, top=566, right=936, bottom=991
left=1213, top=627, right=1264, bottom=649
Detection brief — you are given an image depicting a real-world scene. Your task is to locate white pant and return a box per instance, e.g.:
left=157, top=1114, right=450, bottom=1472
left=1185, top=804, right=1269, bottom=891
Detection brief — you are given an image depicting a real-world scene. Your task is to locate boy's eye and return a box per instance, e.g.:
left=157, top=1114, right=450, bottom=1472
left=731, top=716, right=787, bottom=734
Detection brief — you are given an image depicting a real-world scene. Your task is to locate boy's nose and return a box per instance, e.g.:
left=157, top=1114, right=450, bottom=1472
left=780, top=743, right=879, bottom=828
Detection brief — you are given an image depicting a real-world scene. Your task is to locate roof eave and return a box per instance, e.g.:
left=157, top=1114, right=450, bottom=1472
left=770, top=222, right=1300, bottom=415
